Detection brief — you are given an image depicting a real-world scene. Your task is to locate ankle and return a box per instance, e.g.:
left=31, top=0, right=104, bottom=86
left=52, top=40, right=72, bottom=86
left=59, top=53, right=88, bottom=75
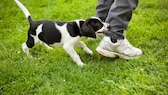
left=104, top=30, right=125, bottom=43
left=110, top=38, right=117, bottom=43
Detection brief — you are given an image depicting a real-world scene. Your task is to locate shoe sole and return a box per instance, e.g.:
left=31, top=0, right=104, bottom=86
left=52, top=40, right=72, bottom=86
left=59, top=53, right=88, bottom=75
left=96, top=46, right=139, bottom=60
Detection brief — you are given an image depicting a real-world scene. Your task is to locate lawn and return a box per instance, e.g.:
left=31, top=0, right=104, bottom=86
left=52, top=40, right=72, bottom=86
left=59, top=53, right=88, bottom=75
left=0, top=0, right=167, bottom=95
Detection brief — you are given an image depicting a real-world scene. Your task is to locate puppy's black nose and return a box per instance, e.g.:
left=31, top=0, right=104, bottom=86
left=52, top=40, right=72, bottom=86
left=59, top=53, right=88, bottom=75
left=107, top=25, right=110, bottom=29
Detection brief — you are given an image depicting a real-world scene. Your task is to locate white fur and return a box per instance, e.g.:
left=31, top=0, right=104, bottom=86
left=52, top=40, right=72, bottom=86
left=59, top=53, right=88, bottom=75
left=30, top=24, right=43, bottom=44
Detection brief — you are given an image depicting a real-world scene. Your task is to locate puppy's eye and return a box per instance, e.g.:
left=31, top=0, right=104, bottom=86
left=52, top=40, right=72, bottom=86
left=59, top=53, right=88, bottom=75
left=95, top=23, right=101, bottom=27
left=95, top=23, right=99, bottom=26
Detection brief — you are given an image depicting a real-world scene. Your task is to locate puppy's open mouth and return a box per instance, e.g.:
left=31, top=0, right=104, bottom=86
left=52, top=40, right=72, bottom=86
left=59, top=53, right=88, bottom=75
left=97, top=31, right=104, bottom=34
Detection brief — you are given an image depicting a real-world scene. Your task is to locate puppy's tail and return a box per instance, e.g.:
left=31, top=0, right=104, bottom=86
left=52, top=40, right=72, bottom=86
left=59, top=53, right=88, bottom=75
left=14, top=0, right=33, bottom=23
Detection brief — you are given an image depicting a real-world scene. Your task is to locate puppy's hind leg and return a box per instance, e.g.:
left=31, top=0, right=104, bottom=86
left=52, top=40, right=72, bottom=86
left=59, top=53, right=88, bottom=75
left=22, top=42, right=33, bottom=58
left=22, top=35, right=35, bottom=58
left=75, top=41, right=93, bottom=55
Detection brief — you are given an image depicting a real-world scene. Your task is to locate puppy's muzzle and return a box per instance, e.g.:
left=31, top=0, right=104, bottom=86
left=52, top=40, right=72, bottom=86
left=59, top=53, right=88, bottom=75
left=97, top=23, right=110, bottom=34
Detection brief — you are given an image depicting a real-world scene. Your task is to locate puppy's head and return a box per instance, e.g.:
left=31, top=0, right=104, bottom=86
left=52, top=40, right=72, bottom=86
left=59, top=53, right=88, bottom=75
left=81, top=17, right=109, bottom=38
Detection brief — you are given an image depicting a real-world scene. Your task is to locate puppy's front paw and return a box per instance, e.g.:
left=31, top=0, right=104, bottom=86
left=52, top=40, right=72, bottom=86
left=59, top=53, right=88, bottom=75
left=87, top=50, right=93, bottom=55
left=47, top=47, right=53, bottom=50
left=78, top=64, right=85, bottom=67
left=77, top=62, right=85, bottom=67
left=27, top=55, right=33, bottom=59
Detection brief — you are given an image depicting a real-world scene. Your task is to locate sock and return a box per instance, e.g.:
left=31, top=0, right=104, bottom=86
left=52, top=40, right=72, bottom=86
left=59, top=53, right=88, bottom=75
left=110, top=30, right=124, bottom=43
left=110, top=38, right=117, bottom=43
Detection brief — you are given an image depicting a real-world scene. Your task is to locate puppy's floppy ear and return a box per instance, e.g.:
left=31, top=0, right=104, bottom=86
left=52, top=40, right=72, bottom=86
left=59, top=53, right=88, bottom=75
left=67, top=22, right=81, bottom=37
left=81, top=20, right=96, bottom=38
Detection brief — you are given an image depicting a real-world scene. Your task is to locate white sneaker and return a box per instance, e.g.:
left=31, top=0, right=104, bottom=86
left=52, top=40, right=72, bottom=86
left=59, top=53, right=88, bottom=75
left=96, top=36, right=142, bottom=60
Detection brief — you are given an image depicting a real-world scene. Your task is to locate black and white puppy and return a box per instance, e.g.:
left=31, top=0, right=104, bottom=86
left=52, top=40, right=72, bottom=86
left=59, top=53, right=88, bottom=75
left=14, top=0, right=109, bottom=66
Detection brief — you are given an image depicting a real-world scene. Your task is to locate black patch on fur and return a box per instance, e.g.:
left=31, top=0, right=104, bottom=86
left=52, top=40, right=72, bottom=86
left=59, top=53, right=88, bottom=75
left=26, top=34, right=34, bottom=48
left=81, top=18, right=104, bottom=38
left=79, top=21, right=85, bottom=27
left=29, top=20, right=45, bottom=36
left=56, top=22, right=65, bottom=26
left=39, top=21, right=62, bottom=44
left=80, top=19, right=95, bottom=38
left=88, top=18, right=103, bottom=31
left=67, top=21, right=81, bottom=37
left=28, top=16, right=33, bottom=23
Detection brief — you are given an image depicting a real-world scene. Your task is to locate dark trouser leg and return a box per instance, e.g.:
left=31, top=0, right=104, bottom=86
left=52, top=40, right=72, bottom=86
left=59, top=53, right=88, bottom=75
left=96, top=0, right=139, bottom=42
left=96, top=0, right=114, bottom=22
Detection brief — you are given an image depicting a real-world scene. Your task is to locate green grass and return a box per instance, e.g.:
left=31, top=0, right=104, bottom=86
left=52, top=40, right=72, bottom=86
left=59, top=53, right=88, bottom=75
left=0, top=0, right=168, bottom=94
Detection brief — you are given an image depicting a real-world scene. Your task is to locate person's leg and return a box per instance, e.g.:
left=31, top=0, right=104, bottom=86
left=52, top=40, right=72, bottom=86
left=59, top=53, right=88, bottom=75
left=96, top=0, right=114, bottom=22
left=96, top=0, right=142, bottom=59
left=104, top=0, right=139, bottom=41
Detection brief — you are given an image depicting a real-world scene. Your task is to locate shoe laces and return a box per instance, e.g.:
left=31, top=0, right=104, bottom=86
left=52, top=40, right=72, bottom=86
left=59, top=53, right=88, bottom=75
left=119, top=39, right=133, bottom=49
